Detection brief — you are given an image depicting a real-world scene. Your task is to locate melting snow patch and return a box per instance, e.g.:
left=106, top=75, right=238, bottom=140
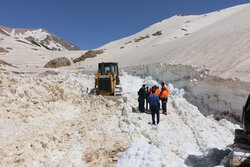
left=117, top=138, right=167, bottom=167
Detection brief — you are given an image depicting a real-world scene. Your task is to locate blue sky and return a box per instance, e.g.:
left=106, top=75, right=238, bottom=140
left=1, top=0, right=249, bottom=49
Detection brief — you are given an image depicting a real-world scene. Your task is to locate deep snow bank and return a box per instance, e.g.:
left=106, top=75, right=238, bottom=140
left=124, top=63, right=250, bottom=117
left=0, top=69, right=239, bottom=166
left=118, top=73, right=237, bottom=167
left=0, top=70, right=130, bottom=166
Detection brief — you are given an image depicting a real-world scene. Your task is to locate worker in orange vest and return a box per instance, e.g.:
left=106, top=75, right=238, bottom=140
left=155, top=86, right=161, bottom=97
left=160, top=82, right=170, bottom=115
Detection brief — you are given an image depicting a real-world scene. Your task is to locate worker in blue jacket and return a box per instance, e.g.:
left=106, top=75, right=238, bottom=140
left=148, top=87, right=160, bottom=125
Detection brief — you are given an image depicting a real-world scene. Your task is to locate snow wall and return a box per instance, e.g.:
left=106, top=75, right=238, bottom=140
left=123, top=63, right=250, bottom=116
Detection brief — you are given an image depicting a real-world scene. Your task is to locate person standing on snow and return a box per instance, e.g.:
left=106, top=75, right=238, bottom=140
left=148, top=88, right=160, bottom=125
left=138, top=84, right=146, bottom=113
left=160, top=82, right=170, bottom=115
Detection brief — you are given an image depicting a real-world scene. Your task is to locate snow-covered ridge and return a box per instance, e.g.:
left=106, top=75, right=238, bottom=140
left=100, top=3, right=248, bottom=50
left=15, top=29, right=49, bottom=41
left=0, top=26, right=80, bottom=51
left=81, top=3, right=250, bottom=82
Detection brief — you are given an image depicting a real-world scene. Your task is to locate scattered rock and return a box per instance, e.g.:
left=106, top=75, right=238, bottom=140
left=177, top=14, right=190, bottom=16
left=152, top=31, right=163, bottom=36
left=16, top=39, right=32, bottom=46
left=73, top=49, right=104, bottom=63
left=0, top=47, right=9, bottom=53
left=25, top=37, right=42, bottom=47
left=134, top=35, right=150, bottom=43
left=125, top=41, right=132, bottom=45
left=0, top=59, right=16, bottom=68
left=44, top=57, right=71, bottom=68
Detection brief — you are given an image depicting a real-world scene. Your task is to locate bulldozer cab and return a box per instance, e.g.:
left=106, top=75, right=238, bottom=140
left=95, top=62, right=121, bottom=96
left=99, top=62, right=118, bottom=75
left=98, top=62, right=120, bottom=85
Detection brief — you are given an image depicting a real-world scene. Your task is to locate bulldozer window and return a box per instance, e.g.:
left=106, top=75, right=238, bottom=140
left=111, top=66, right=115, bottom=74
left=104, top=67, right=111, bottom=74
left=98, top=63, right=118, bottom=75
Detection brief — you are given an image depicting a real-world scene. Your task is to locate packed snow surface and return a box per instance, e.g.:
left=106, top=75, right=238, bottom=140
left=0, top=70, right=239, bottom=166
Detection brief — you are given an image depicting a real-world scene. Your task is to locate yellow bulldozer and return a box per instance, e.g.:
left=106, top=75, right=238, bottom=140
left=94, top=62, right=122, bottom=96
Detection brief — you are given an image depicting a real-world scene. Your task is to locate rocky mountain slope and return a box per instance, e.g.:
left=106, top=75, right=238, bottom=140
left=0, top=26, right=80, bottom=51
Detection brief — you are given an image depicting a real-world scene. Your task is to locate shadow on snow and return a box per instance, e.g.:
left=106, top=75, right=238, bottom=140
left=184, top=148, right=231, bottom=167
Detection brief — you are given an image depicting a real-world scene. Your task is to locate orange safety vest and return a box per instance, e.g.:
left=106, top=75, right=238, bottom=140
left=155, top=88, right=161, bottom=96
left=160, top=87, right=170, bottom=98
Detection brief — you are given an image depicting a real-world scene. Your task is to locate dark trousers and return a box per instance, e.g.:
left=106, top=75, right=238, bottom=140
left=150, top=105, right=160, bottom=125
left=138, top=97, right=145, bottom=112
left=146, top=98, right=149, bottom=110
left=162, top=98, right=168, bottom=113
